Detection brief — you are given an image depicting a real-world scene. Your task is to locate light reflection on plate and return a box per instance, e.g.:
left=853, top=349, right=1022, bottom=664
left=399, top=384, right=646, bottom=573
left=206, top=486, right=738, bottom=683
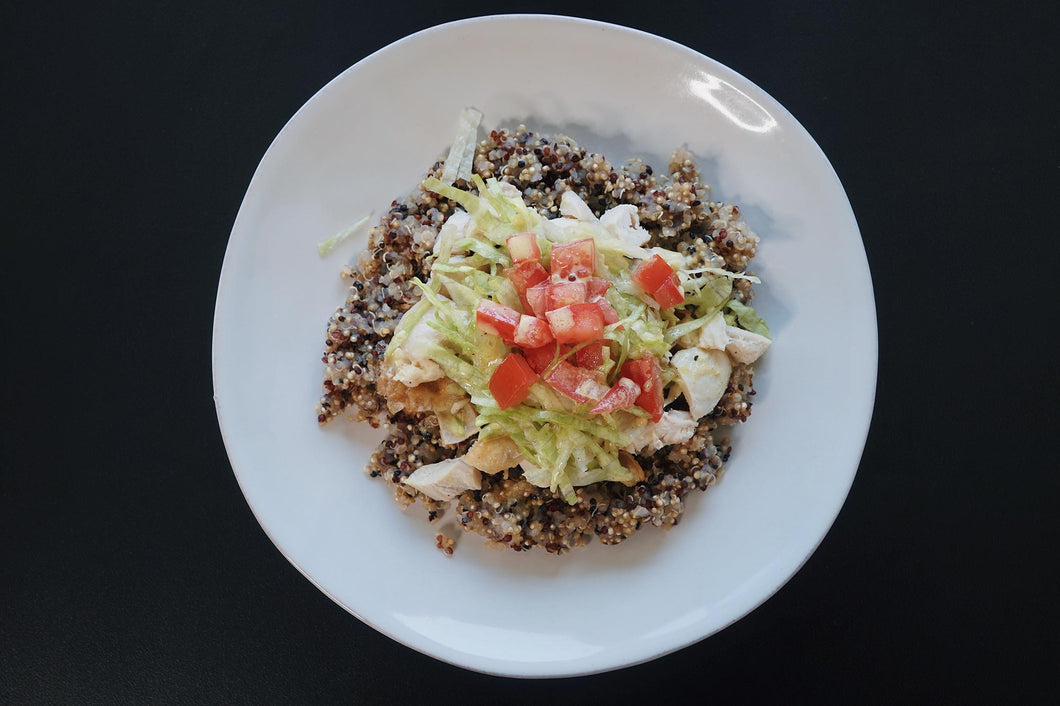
left=213, top=15, right=876, bottom=677
left=686, top=72, right=779, bottom=133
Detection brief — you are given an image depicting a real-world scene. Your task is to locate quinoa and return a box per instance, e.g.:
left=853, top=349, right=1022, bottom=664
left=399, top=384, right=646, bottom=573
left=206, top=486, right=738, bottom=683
left=435, top=533, right=456, bottom=557
left=317, top=126, right=762, bottom=554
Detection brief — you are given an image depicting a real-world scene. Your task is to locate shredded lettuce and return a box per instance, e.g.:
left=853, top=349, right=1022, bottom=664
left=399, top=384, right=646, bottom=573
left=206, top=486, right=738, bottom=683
left=456, top=237, right=511, bottom=266
left=461, top=270, right=520, bottom=310
left=438, top=107, right=483, bottom=185
left=683, top=266, right=761, bottom=283
left=425, top=343, right=487, bottom=397
left=684, top=272, right=733, bottom=319
left=655, top=272, right=736, bottom=345
left=434, top=274, right=479, bottom=309
left=425, top=175, right=542, bottom=248
left=472, top=328, right=508, bottom=372
left=725, top=300, right=772, bottom=338
left=423, top=177, right=495, bottom=228
left=385, top=175, right=768, bottom=503
left=424, top=318, right=475, bottom=359
left=407, top=283, right=478, bottom=361
left=477, top=177, right=539, bottom=236
left=604, top=290, right=669, bottom=360
left=317, top=213, right=372, bottom=257
left=476, top=407, right=634, bottom=502
left=665, top=316, right=712, bottom=344
left=384, top=297, right=430, bottom=359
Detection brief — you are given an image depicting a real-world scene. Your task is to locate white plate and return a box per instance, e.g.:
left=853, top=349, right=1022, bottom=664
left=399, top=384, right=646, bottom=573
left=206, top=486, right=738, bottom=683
left=213, top=15, right=876, bottom=677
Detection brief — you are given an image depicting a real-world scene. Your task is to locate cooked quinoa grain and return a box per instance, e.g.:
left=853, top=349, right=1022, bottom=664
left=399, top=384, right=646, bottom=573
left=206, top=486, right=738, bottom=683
left=317, top=126, right=763, bottom=554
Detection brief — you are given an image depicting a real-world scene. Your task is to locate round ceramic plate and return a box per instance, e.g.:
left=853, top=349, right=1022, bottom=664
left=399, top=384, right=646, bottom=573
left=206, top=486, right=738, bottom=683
left=213, top=15, right=876, bottom=678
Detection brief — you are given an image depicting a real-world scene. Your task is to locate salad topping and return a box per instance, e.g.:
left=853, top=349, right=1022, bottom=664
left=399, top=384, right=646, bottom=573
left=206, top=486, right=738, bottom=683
left=382, top=174, right=770, bottom=503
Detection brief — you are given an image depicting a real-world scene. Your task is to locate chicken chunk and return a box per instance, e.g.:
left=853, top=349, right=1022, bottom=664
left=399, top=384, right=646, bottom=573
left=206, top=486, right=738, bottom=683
left=678, top=312, right=728, bottom=350
left=377, top=372, right=467, bottom=417
left=389, top=306, right=446, bottom=387
left=402, top=457, right=481, bottom=501
left=559, top=190, right=597, bottom=221
left=624, top=410, right=698, bottom=453
left=698, top=313, right=730, bottom=351
left=464, top=435, right=523, bottom=474
left=671, top=347, right=732, bottom=419
left=724, top=326, right=771, bottom=364
left=435, top=399, right=478, bottom=445
left=599, top=204, right=651, bottom=248
left=432, top=210, right=471, bottom=256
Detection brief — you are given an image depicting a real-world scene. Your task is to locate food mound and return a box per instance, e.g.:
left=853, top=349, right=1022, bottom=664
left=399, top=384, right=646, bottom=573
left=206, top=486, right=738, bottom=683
left=316, top=124, right=770, bottom=554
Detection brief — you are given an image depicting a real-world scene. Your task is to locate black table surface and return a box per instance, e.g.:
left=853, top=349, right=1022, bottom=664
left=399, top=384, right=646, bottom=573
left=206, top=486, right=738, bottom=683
left=5, top=1, right=1058, bottom=702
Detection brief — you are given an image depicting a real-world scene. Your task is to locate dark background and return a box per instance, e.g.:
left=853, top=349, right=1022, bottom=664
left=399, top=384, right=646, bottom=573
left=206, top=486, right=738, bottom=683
left=4, top=0, right=1058, bottom=702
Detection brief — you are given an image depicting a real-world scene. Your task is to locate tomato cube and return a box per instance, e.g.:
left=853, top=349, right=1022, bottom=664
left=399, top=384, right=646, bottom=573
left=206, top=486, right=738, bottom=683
left=522, top=344, right=557, bottom=374
left=575, top=340, right=606, bottom=369
left=506, top=232, right=541, bottom=263
left=590, top=295, right=621, bottom=326
left=525, top=282, right=549, bottom=318
left=652, top=274, right=685, bottom=309
left=549, top=238, right=596, bottom=280
left=545, top=302, right=604, bottom=344
left=543, top=360, right=610, bottom=403
left=489, top=353, right=538, bottom=410
left=476, top=300, right=521, bottom=341
left=513, top=315, right=554, bottom=349
left=504, top=260, right=549, bottom=297
left=586, top=277, right=611, bottom=298
left=620, top=355, right=665, bottom=422
left=590, top=377, right=642, bottom=414
left=631, top=254, right=675, bottom=294
left=546, top=281, right=587, bottom=310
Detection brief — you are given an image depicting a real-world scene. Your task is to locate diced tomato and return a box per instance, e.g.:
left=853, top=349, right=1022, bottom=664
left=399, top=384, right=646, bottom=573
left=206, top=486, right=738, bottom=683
left=621, top=355, right=665, bottom=422
left=543, top=360, right=609, bottom=403
left=631, top=254, right=684, bottom=309
left=522, top=344, right=556, bottom=374
left=549, top=238, right=596, bottom=280
left=506, top=232, right=541, bottom=263
left=652, top=274, right=685, bottom=309
left=590, top=377, right=642, bottom=414
left=513, top=314, right=554, bottom=348
left=546, top=281, right=587, bottom=310
left=575, top=340, right=606, bottom=369
left=590, top=295, right=620, bottom=326
left=586, top=276, right=611, bottom=298
left=545, top=302, right=604, bottom=344
left=476, top=300, right=521, bottom=341
left=525, top=282, right=549, bottom=318
left=631, top=254, right=675, bottom=294
left=489, top=353, right=538, bottom=410
left=504, top=260, right=549, bottom=297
